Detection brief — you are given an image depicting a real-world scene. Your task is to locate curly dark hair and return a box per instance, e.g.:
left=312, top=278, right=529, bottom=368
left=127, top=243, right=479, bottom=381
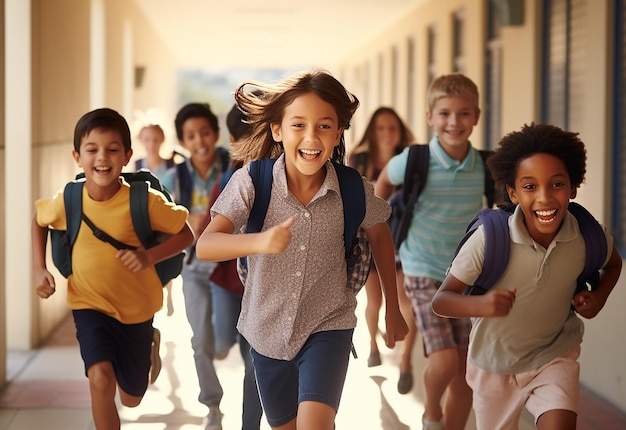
left=487, top=123, right=587, bottom=195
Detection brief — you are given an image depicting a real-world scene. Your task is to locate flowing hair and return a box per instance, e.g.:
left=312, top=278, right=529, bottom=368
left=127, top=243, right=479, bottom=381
left=232, top=70, right=359, bottom=164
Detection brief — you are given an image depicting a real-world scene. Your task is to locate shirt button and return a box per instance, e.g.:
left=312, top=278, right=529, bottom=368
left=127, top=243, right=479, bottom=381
left=304, top=212, right=310, bottom=218
left=296, top=271, right=302, bottom=277
left=300, top=245, right=306, bottom=251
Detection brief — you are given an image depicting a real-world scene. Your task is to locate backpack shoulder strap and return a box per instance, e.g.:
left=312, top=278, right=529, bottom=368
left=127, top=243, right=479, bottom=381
left=216, top=146, right=231, bottom=173
left=474, top=208, right=512, bottom=290
left=461, top=207, right=512, bottom=295
left=246, top=159, right=277, bottom=233
left=402, top=144, right=430, bottom=205
left=568, top=202, right=609, bottom=293
left=129, top=180, right=154, bottom=247
left=479, top=150, right=496, bottom=207
left=175, top=162, right=192, bottom=209
left=63, top=181, right=85, bottom=247
left=333, top=162, right=366, bottom=256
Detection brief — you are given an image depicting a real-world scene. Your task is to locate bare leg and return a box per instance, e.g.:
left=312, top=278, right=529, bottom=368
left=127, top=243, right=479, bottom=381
left=537, top=409, right=577, bottom=430
left=442, top=348, right=472, bottom=430
left=422, top=348, right=459, bottom=424
left=364, top=267, right=383, bottom=366
left=296, top=401, right=336, bottom=430
left=268, top=399, right=336, bottom=429
left=397, top=269, right=417, bottom=374
left=87, top=361, right=121, bottom=430
left=165, top=280, right=174, bottom=316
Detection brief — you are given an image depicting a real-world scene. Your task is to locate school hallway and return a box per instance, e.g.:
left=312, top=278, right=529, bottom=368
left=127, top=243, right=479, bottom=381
left=0, top=278, right=624, bottom=430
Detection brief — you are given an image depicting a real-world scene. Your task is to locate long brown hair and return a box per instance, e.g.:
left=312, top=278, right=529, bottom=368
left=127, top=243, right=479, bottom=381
left=232, top=69, right=360, bottom=164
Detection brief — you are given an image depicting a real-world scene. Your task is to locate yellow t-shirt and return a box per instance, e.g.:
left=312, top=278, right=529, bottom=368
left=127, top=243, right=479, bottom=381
left=36, top=180, right=189, bottom=324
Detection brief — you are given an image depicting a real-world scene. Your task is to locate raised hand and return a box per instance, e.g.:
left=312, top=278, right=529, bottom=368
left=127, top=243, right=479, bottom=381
left=258, top=216, right=295, bottom=255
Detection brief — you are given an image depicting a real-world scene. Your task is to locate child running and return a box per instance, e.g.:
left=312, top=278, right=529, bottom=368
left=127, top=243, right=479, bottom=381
left=432, top=122, right=622, bottom=429
left=31, top=108, right=194, bottom=430
left=196, top=70, right=408, bottom=430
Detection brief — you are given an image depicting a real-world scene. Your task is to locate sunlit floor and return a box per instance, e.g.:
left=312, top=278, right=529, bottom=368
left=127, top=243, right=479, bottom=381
left=0, top=277, right=624, bottom=429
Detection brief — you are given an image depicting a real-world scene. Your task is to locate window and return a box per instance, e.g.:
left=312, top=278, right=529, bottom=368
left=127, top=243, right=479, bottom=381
left=453, top=9, right=465, bottom=73
left=541, top=0, right=586, bottom=130
left=485, top=0, right=503, bottom=149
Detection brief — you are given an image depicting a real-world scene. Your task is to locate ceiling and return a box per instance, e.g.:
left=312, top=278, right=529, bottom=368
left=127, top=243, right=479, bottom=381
left=132, top=0, right=425, bottom=69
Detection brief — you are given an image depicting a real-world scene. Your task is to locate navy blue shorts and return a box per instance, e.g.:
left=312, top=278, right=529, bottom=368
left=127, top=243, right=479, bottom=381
left=72, top=309, right=153, bottom=397
left=251, top=329, right=353, bottom=427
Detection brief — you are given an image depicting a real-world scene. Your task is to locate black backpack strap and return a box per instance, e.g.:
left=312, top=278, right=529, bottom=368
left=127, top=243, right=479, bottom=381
left=77, top=179, right=149, bottom=251
left=479, top=150, right=496, bottom=208
left=401, top=144, right=430, bottom=205
left=81, top=213, right=136, bottom=250
left=129, top=180, right=155, bottom=247
left=175, top=162, right=193, bottom=209
left=332, top=162, right=366, bottom=256
left=568, top=202, right=608, bottom=293
left=64, top=181, right=85, bottom=247
left=216, top=146, right=231, bottom=173
left=246, top=159, right=276, bottom=233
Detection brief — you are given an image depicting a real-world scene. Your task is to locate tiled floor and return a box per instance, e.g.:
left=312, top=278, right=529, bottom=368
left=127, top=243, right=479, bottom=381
left=0, top=279, right=624, bottom=429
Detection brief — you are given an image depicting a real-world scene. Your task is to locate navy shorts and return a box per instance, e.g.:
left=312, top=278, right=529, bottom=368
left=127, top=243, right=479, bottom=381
left=72, top=309, right=153, bottom=397
left=251, top=329, right=353, bottom=428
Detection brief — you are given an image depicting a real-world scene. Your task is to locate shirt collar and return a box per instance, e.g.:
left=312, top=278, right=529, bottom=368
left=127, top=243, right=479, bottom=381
left=272, top=154, right=341, bottom=203
left=510, top=204, right=579, bottom=247
left=428, top=135, right=476, bottom=171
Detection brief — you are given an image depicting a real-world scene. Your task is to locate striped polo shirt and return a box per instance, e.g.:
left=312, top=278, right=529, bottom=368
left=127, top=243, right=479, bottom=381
left=387, top=136, right=486, bottom=280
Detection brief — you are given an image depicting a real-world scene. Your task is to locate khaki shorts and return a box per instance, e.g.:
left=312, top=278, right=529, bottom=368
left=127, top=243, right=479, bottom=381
left=466, top=345, right=581, bottom=429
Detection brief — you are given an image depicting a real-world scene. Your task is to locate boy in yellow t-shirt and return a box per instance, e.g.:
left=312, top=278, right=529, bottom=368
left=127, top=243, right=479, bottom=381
left=31, top=108, right=194, bottom=430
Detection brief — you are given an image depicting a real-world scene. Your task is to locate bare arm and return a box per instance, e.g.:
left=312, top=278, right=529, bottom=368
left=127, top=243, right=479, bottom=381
left=374, top=165, right=396, bottom=200
left=116, top=222, right=195, bottom=272
left=432, top=273, right=517, bottom=318
left=195, top=213, right=295, bottom=262
left=365, top=221, right=408, bottom=347
left=31, top=214, right=56, bottom=298
left=572, top=245, right=622, bottom=318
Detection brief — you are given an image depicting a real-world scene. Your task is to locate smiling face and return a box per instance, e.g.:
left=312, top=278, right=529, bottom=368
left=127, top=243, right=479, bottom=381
left=179, top=117, right=219, bottom=167
left=426, top=95, right=479, bottom=159
left=270, top=92, right=343, bottom=179
left=139, top=126, right=165, bottom=157
left=506, top=152, right=577, bottom=248
left=374, top=111, right=402, bottom=152
left=72, top=127, right=133, bottom=201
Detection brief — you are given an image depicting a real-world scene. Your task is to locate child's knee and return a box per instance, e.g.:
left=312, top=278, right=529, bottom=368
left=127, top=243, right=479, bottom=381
left=87, top=361, right=116, bottom=394
left=119, top=391, right=143, bottom=408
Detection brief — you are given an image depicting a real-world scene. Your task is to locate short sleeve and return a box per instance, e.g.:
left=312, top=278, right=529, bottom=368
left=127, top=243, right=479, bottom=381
left=386, top=147, right=410, bottom=186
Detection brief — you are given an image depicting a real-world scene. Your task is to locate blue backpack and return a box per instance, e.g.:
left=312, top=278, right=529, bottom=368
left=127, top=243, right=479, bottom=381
left=237, top=158, right=372, bottom=293
left=456, top=202, right=608, bottom=296
left=50, top=170, right=186, bottom=286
